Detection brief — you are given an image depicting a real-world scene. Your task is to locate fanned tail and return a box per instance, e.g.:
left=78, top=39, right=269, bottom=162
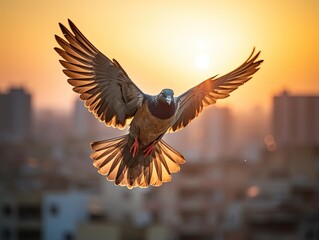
left=90, top=135, right=185, bottom=189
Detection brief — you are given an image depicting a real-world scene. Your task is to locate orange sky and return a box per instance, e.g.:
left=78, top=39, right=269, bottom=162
left=0, top=0, right=318, bottom=113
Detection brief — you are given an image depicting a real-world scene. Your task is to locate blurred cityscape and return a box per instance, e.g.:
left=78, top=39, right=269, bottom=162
left=0, top=87, right=319, bottom=240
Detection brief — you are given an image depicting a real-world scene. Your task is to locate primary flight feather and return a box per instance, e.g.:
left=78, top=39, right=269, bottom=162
left=55, top=19, right=263, bottom=189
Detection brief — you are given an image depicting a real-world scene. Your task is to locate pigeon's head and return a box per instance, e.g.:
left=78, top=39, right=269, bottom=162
left=158, top=89, right=174, bottom=105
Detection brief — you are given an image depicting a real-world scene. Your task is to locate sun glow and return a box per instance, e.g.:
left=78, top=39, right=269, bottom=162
left=194, top=39, right=211, bottom=70
left=195, top=53, right=211, bottom=70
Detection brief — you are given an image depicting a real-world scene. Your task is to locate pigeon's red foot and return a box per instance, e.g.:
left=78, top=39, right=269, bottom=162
left=130, top=137, right=139, bottom=157
left=144, top=142, right=155, bottom=157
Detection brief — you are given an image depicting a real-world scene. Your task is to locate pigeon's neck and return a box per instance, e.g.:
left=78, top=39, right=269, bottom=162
left=148, top=96, right=175, bottom=119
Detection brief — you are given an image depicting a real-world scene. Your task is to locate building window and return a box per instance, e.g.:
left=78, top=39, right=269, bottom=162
left=64, top=232, right=74, bottom=240
left=305, top=228, right=314, bottom=240
left=49, top=203, right=59, bottom=217
left=17, top=229, right=41, bottom=240
left=18, top=205, right=41, bottom=220
left=1, top=227, right=12, bottom=240
left=2, top=204, right=12, bottom=218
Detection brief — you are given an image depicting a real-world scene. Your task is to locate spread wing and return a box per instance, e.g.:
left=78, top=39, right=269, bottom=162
left=55, top=19, right=144, bottom=129
left=169, top=48, right=263, bottom=132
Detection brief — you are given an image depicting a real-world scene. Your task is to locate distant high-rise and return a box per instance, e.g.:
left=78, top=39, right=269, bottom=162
left=73, top=99, right=97, bottom=138
left=194, top=106, right=232, bottom=159
left=273, top=90, right=319, bottom=147
left=73, top=99, right=122, bottom=139
left=165, top=106, right=232, bottom=160
left=0, top=87, right=32, bottom=142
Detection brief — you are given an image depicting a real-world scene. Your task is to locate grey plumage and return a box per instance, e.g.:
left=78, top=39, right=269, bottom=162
left=55, top=19, right=263, bottom=189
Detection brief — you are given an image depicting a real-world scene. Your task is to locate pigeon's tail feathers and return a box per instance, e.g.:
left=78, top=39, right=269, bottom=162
left=90, top=135, right=185, bottom=189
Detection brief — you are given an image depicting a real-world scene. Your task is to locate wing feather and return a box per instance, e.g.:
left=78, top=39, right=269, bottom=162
left=55, top=19, right=144, bottom=129
left=170, top=48, right=263, bottom=132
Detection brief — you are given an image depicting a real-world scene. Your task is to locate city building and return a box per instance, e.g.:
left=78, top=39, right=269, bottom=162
left=98, top=177, right=149, bottom=225
left=72, top=99, right=123, bottom=140
left=1, top=87, right=318, bottom=240
left=144, top=159, right=252, bottom=240
left=42, top=191, right=89, bottom=240
left=0, top=192, right=42, bottom=240
left=165, top=106, right=233, bottom=160
left=0, top=191, right=89, bottom=240
left=273, top=90, right=319, bottom=147
left=0, top=88, right=32, bottom=142
left=73, top=99, right=98, bottom=138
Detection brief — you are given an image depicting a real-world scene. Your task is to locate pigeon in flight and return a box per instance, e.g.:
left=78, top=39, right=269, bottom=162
left=55, top=20, right=263, bottom=189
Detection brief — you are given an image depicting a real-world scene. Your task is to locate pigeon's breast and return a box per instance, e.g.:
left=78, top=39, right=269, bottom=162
left=130, top=102, right=175, bottom=146
left=147, top=99, right=175, bottom=120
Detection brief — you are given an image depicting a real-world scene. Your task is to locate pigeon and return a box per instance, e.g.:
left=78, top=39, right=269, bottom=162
left=55, top=19, right=263, bottom=189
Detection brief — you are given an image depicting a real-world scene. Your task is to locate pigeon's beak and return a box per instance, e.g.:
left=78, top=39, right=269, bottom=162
left=166, top=96, right=172, bottom=105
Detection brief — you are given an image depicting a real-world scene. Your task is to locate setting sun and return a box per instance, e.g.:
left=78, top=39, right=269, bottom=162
left=195, top=53, right=211, bottom=70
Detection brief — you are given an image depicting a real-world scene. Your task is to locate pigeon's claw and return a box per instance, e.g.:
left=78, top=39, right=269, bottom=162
left=144, top=142, right=156, bottom=157
left=130, top=137, right=139, bottom=157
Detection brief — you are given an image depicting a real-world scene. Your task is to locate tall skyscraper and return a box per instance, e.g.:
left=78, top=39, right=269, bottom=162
left=73, top=99, right=122, bottom=139
left=273, top=90, right=319, bottom=147
left=0, top=87, right=32, bottom=142
left=165, top=106, right=232, bottom=160
left=73, top=99, right=97, bottom=138
left=195, top=106, right=232, bottom=159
